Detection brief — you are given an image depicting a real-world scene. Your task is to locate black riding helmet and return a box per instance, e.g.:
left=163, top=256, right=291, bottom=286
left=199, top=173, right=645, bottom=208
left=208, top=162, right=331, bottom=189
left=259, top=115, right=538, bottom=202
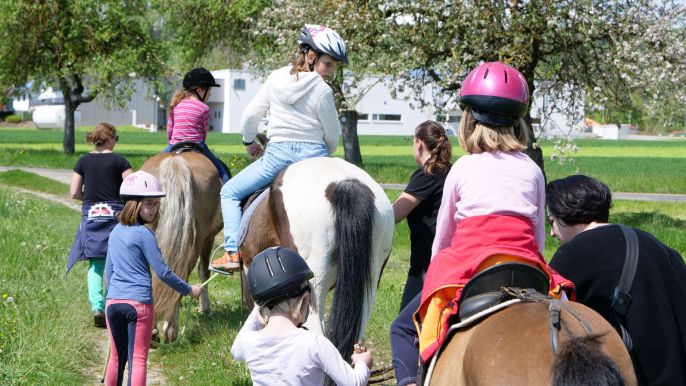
left=248, top=246, right=314, bottom=308
left=182, top=67, right=220, bottom=101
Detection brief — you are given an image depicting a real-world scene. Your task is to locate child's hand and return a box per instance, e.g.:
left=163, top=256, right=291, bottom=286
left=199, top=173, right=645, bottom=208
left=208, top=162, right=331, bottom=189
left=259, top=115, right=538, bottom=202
left=189, top=285, right=203, bottom=299
left=351, top=349, right=373, bottom=369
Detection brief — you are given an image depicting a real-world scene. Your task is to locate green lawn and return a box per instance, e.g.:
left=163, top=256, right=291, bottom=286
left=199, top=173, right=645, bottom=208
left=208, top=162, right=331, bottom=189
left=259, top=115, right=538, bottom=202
left=0, top=127, right=684, bottom=193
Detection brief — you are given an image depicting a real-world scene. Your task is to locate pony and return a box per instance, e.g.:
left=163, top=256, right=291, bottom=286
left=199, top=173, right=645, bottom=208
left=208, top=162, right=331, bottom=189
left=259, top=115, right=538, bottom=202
left=140, top=151, right=223, bottom=343
left=427, top=299, right=637, bottom=386
left=239, top=157, right=395, bottom=359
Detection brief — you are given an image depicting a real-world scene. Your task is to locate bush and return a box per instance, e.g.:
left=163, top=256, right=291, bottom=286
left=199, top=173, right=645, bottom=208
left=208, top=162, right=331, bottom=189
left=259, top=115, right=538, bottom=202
left=4, top=115, right=21, bottom=123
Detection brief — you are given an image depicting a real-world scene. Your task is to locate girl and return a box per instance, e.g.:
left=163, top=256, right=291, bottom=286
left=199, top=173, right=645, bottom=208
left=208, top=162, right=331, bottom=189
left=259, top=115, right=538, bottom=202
left=390, top=62, right=573, bottom=386
left=211, top=24, right=348, bottom=273
left=164, top=67, right=230, bottom=183
left=66, top=122, right=132, bottom=328
left=392, top=120, right=452, bottom=310
left=232, top=246, right=373, bottom=386
left=104, top=171, right=202, bottom=386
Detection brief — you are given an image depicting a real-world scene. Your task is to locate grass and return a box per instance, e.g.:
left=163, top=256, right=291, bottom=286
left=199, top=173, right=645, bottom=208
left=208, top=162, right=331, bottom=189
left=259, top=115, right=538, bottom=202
left=0, top=126, right=684, bottom=193
left=0, top=170, right=70, bottom=196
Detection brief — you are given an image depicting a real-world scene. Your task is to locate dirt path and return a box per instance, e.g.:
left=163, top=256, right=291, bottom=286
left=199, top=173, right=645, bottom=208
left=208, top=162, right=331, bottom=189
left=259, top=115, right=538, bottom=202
left=1, top=184, right=167, bottom=385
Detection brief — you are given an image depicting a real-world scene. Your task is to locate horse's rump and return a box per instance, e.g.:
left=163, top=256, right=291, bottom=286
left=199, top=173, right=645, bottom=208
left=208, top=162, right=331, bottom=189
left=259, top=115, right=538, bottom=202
left=429, top=301, right=636, bottom=386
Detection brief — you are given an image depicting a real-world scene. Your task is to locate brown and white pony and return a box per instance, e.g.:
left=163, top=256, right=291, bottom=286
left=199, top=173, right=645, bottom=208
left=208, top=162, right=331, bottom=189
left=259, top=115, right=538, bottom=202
left=141, top=151, right=222, bottom=343
left=427, top=300, right=637, bottom=386
left=239, top=157, right=395, bottom=359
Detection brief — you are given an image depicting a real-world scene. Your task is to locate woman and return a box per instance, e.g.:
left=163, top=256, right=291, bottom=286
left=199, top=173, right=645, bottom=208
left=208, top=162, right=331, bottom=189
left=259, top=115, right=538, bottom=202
left=211, top=24, right=348, bottom=273
left=67, top=122, right=132, bottom=327
left=547, top=174, right=686, bottom=386
left=392, top=120, right=451, bottom=310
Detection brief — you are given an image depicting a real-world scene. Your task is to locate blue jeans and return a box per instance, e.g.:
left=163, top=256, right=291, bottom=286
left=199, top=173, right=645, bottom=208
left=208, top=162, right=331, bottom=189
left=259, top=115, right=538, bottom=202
left=163, top=141, right=230, bottom=184
left=391, top=293, right=421, bottom=386
left=220, top=141, right=328, bottom=252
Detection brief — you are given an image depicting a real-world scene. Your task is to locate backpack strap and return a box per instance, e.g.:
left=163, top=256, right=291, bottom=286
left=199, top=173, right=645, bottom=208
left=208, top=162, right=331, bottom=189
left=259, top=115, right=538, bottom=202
left=612, top=224, right=639, bottom=351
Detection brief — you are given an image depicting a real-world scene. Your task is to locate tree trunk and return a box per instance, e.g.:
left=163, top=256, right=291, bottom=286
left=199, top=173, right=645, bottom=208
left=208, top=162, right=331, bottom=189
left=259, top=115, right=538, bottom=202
left=62, top=87, right=76, bottom=155
left=523, top=114, right=546, bottom=182
left=340, top=110, right=362, bottom=166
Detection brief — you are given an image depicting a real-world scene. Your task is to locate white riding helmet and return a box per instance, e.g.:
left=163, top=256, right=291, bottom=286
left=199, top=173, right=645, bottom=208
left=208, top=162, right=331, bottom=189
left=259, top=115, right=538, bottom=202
left=298, top=24, right=349, bottom=64
left=120, top=171, right=165, bottom=199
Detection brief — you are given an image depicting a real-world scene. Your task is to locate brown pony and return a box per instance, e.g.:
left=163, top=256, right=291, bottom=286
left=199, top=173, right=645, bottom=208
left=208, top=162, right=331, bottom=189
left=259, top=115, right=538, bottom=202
left=141, top=151, right=223, bottom=343
left=239, top=157, right=395, bottom=360
left=427, top=301, right=637, bottom=386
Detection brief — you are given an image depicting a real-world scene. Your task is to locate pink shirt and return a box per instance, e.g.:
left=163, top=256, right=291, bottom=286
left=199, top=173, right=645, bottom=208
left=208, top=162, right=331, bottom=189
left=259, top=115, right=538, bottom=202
left=167, top=98, right=210, bottom=144
left=432, top=151, right=546, bottom=257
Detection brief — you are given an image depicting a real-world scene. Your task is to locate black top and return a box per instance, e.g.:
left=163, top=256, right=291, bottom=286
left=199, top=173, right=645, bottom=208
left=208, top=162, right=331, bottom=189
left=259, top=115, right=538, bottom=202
left=550, top=225, right=686, bottom=386
left=74, top=153, right=131, bottom=203
left=405, top=166, right=449, bottom=276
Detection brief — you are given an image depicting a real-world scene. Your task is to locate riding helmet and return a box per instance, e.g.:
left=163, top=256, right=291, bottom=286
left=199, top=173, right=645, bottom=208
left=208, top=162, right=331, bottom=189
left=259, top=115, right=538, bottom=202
left=298, top=24, right=349, bottom=64
left=458, top=62, right=529, bottom=127
left=248, top=246, right=314, bottom=307
left=119, top=171, right=165, bottom=199
left=182, top=67, right=221, bottom=89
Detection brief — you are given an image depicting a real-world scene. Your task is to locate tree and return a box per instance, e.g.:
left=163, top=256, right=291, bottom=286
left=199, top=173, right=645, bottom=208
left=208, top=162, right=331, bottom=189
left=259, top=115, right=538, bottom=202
left=0, top=1, right=167, bottom=154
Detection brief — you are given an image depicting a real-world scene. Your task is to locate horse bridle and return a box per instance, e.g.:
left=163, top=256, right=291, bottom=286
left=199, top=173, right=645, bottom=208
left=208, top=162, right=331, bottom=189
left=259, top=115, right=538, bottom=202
left=502, top=288, right=593, bottom=354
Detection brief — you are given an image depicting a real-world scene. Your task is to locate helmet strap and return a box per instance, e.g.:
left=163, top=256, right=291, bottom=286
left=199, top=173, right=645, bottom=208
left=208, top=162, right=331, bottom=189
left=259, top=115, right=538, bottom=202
left=192, top=88, right=208, bottom=102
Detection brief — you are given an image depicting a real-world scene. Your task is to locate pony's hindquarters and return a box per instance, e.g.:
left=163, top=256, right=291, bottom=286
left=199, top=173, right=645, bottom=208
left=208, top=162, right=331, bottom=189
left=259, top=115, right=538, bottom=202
left=430, top=302, right=636, bottom=386
left=277, top=157, right=394, bottom=357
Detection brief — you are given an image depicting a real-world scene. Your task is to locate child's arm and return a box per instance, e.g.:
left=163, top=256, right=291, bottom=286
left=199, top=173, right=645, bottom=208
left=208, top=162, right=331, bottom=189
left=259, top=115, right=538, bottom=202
left=432, top=165, right=460, bottom=259
left=239, top=82, right=270, bottom=144
left=139, top=228, right=191, bottom=296
left=314, top=335, right=371, bottom=386
left=231, top=306, right=262, bottom=361
left=316, top=89, right=340, bottom=155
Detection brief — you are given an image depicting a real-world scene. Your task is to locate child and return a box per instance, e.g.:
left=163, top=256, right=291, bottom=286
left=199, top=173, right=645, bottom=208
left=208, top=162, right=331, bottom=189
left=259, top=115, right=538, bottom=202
left=211, top=24, right=347, bottom=273
left=392, top=120, right=452, bottom=310
left=164, top=67, right=230, bottom=183
left=104, top=171, right=202, bottom=386
left=390, top=62, right=573, bottom=386
left=66, top=122, right=132, bottom=328
left=232, top=246, right=373, bottom=386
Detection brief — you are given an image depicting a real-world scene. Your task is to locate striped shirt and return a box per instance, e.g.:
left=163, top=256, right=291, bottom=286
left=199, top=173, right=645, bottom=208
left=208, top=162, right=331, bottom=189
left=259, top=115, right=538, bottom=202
left=167, top=98, right=210, bottom=144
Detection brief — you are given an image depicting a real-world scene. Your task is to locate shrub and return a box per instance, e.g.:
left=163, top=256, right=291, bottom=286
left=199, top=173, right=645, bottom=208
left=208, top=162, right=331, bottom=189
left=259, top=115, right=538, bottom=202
left=4, top=115, right=21, bottom=123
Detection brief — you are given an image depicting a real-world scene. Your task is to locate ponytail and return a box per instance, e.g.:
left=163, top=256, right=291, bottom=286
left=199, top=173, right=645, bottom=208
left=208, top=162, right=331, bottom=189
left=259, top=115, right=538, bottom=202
left=415, top=120, right=452, bottom=175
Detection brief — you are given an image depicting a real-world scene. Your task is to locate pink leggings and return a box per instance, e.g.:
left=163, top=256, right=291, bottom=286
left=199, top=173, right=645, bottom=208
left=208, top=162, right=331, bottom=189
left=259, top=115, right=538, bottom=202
left=105, top=299, right=154, bottom=386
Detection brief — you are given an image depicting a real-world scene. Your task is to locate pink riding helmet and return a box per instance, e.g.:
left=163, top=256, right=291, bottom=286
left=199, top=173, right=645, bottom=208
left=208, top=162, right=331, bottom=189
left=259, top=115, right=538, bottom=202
left=120, top=171, right=165, bottom=199
left=458, top=62, right=530, bottom=126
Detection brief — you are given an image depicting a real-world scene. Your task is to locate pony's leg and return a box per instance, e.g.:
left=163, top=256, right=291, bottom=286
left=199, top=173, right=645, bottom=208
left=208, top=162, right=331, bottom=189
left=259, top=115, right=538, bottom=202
left=197, top=237, right=214, bottom=314
left=303, top=248, right=336, bottom=336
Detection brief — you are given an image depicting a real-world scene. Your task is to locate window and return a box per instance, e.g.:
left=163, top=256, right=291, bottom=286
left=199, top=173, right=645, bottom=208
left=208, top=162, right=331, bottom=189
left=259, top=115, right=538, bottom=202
left=233, top=79, right=245, bottom=90
left=377, top=114, right=401, bottom=122
left=358, top=113, right=369, bottom=121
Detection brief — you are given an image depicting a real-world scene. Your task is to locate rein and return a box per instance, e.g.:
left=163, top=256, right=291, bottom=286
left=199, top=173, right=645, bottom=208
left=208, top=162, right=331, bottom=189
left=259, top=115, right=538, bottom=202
left=502, top=288, right=593, bottom=354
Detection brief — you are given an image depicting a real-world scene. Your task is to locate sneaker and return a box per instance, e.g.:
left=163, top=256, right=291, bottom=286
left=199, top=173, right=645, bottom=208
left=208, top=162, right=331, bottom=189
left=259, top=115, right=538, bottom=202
left=93, top=310, right=106, bottom=328
left=209, top=251, right=241, bottom=273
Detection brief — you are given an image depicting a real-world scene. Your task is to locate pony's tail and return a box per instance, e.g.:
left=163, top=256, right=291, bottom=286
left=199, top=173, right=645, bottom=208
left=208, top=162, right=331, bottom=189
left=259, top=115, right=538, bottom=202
left=326, top=178, right=375, bottom=359
left=154, top=156, right=196, bottom=315
left=552, top=334, right=626, bottom=386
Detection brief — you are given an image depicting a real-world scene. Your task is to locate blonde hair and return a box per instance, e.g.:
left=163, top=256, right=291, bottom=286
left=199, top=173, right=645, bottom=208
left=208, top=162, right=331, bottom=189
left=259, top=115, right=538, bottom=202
left=168, top=89, right=206, bottom=119
left=458, top=108, right=528, bottom=154
left=257, top=291, right=309, bottom=325
left=86, top=122, right=117, bottom=146
left=118, top=199, right=160, bottom=227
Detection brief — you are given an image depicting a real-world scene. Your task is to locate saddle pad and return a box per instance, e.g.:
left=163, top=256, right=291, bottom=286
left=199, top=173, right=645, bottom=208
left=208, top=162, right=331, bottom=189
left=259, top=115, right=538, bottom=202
left=237, top=188, right=270, bottom=246
left=423, top=299, right=522, bottom=386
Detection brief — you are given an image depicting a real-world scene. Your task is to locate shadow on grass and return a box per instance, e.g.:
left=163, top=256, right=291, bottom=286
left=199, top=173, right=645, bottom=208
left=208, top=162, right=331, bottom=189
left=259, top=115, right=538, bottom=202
left=613, top=212, right=686, bottom=229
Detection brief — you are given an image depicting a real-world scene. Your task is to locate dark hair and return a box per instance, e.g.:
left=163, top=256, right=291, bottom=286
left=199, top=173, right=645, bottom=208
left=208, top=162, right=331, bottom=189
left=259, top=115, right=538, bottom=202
left=415, top=120, right=452, bottom=175
left=546, top=175, right=612, bottom=225
left=86, top=122, right=117, bottom=146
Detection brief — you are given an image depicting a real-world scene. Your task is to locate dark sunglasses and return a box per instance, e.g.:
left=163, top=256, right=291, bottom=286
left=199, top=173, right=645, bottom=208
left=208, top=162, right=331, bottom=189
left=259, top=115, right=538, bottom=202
left=114, top=135, right=119, bottom=142
left=547, top=214, right=555, bottom=226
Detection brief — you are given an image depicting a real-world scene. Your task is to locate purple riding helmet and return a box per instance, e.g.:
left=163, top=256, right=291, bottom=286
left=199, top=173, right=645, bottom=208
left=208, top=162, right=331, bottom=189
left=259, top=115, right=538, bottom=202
left=458, top=62, right=529, bottom=127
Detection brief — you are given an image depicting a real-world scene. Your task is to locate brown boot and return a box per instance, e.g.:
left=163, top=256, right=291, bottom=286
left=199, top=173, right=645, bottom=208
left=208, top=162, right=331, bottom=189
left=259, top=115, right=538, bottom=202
left=93, top=310, right=106, bottom=328
left=209, top=251, right=241, bottom=273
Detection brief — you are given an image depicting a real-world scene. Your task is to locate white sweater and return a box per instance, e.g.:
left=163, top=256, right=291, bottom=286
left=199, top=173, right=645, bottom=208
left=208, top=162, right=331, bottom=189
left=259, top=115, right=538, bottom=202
left=231, top=308, right=370, bottom=386
left=240, top=66, right=340, bottom=154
